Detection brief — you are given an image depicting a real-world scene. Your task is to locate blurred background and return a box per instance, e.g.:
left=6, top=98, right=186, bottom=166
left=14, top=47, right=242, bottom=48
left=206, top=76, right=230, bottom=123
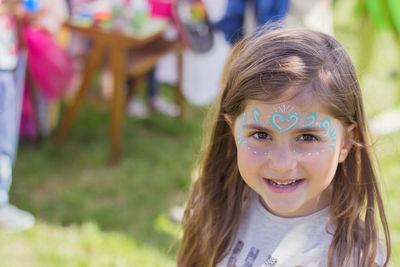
left=0, top=0, right=399, bottom=266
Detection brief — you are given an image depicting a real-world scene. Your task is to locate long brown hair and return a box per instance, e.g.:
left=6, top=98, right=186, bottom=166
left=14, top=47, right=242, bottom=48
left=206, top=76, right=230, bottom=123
left=177, top=28, right=391, bottom=267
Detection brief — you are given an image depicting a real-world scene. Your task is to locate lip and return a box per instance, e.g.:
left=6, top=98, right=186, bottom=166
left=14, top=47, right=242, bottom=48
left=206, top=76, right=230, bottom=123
left=263, top=178, right=305, bottom=193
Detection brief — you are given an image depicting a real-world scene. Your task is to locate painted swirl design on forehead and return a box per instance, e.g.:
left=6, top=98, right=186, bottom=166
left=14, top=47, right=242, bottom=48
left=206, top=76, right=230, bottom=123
left=252, top=108, right=261, bottom=125
left=320, top=117, right=332, bottom=138
left=238, top=111, right=247, bottom=146
left=236, top=103, right=340, bottom=154
left=302, top=112, right=318, bottom=129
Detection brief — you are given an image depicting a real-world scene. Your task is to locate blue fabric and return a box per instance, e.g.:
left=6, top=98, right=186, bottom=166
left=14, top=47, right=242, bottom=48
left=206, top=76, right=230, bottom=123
left=0, top=71, right=17, bottom=160
left=254, top=0, right=289, bottom=26
left=0, top=51, right=26, bottom=205
left=214, top=0, right=246, bottom=45
left=0, top=51, right=26, bottom=163
left=125, top=67, right=158, bottom=99
left=147, top=68, right=157, bottom=98
left=214, top=0, right=289, bottom=45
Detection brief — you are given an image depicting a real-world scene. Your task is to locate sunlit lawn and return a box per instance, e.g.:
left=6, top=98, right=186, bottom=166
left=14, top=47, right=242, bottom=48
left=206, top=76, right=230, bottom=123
left=1, top=100, right=205, bottom=266
left=1, top=1, right=400, bottom=266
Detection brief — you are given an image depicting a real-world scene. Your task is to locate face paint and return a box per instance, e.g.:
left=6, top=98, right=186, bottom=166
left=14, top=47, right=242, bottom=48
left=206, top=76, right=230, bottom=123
left=321, top=117, right=332, bottom=138
left=252, top=108, right=261, bottom=125
left=270, top=105, right=300, bottom=133
left=275, top=104, right=295, bottom=113
left=269, top=112, right=301, bottom=133
left=237, top=105, right=338, bottom=157
left=328, top=128, right=336, bottom=151
left=320, top=116, right=337, bottom=151
left=237, top=111, right=248, bottom=146
left=302, top=112, right=318, bottom=129
left=234, top=99, right=347, bottom=218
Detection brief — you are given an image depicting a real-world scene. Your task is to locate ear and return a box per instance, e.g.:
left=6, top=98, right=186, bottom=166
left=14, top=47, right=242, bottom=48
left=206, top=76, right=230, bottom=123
left=338, top=124, right=357, bottom=163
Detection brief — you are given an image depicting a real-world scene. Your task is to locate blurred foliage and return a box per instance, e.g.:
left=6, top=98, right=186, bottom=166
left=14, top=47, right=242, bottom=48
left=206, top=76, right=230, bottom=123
left=365, top=0, right=400, bottom=34
left=353, top=0, right=400, bottom=103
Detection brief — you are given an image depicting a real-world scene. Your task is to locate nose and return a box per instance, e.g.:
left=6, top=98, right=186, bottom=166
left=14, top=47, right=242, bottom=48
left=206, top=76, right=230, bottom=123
left=266, top=142, right=297, bottom=173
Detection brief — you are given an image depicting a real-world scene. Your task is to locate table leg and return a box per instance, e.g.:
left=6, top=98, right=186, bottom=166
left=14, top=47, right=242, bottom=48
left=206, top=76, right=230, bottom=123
left=55, top=42, right=105, bottom=146
left=110, top=47, right=126, bottom=164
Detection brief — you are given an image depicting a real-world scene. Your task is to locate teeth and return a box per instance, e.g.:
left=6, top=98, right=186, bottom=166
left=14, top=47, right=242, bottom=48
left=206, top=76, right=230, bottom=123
left=269, top=179, right=299, bottom=187
left=277, top=180, right=296, bottom=185
left=275, top=179, right=296, bottom=185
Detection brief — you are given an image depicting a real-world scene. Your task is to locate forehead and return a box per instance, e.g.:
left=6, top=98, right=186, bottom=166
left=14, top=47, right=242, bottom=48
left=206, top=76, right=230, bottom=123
left=243, top=97, right=330, bottom=116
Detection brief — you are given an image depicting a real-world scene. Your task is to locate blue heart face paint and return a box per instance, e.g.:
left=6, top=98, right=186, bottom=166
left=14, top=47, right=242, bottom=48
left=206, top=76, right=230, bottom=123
left=233, top=99, right=349, bottom=217
left=270, top=112, right=300, bottom=133
left=236, top=104, right=338, bottom=157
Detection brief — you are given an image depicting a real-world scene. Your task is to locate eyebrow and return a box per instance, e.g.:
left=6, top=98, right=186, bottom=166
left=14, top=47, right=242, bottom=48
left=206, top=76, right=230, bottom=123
left=242, top=124, right=271, bottom=132
left=299, top=126, right=325, bottom=133
left=242, top=123, right=325, bottom=133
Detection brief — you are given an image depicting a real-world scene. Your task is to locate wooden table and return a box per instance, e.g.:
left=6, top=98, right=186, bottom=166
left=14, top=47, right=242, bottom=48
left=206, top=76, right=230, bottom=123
left=55, top=20, right=182, bottom=164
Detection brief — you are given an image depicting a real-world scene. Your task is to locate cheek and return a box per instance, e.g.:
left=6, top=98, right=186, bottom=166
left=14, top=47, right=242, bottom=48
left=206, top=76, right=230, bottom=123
left=301, top=152, right=339, bottom=181
left=237, top=145, right=265, bottom=176
left=238, top=144, right=267, bottom=162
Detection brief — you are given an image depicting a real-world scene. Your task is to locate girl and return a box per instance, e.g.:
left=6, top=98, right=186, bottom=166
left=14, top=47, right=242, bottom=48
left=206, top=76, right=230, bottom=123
left=177, top=28, right=391, bottom=266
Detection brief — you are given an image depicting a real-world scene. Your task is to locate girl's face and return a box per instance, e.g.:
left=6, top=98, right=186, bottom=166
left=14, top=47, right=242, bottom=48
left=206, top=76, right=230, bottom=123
left=231, top=97, right=353, bottom=217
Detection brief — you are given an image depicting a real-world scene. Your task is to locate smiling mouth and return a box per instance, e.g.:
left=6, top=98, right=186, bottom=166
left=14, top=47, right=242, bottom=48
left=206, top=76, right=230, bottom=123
left=265, top=178, right=304, bottom=187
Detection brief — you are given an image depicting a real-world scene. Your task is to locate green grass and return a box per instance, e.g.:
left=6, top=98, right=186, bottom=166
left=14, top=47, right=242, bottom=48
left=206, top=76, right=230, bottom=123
left=2, top=99, right=206, bottom=266
left=2, top=1, right=400, bottom=265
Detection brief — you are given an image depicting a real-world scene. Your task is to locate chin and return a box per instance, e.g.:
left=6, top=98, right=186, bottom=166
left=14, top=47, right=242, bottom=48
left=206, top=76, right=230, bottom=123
left=262, top=196, right=306, bottom=217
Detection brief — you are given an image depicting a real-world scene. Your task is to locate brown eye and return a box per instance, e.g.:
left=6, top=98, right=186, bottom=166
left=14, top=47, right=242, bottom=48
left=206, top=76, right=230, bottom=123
left=298, top=134, right=318, bottom=142
left=253, top=132, right=271, bottom=140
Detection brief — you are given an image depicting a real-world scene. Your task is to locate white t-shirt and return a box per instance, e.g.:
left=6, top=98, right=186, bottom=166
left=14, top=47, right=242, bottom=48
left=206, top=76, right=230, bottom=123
left=217, top=193, right=386, bottom=267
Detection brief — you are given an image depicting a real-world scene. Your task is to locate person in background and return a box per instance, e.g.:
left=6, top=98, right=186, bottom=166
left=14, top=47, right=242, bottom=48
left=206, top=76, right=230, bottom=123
left=24, top=0, right=69, bottom=138
left=0, top=0, right=35, bottom=232
left=125, top=67, right=181, bottom=118
left=214, top=0, right=289, bottom=45
left=31, top=0, right=68, bottom=35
